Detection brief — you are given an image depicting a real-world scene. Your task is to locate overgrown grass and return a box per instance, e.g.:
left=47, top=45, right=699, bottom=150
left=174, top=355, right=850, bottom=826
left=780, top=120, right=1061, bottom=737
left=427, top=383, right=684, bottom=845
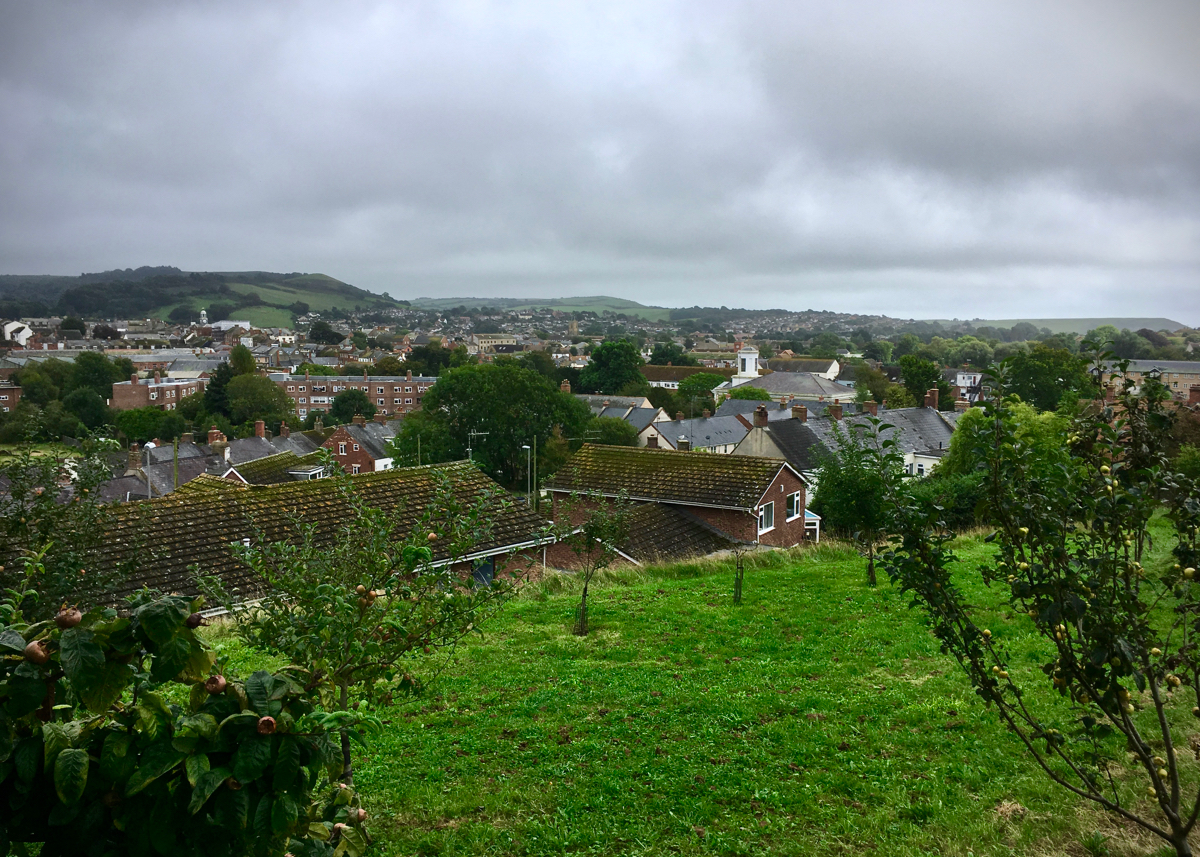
left=213, top=526, right=1197, bottom=856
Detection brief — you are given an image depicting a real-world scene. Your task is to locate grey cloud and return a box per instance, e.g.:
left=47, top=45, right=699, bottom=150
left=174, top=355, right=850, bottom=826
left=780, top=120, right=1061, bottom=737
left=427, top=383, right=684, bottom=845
left=0, top=0, right=1196, bottom=320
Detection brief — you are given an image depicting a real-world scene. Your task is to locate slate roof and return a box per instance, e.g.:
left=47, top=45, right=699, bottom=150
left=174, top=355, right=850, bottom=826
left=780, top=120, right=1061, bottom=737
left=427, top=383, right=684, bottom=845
left=716, top=398, right=798, bottom=422
left=748, top=420, right=832, bottom=473
left=593, top=405, right=662, bottom=431
left=270, top=432, right=323, bottom=455
left=343, top=422, right=399, bottom=460
left=574, top=394, right=652, bottom=414
left=804, top=407, right=956, bottom=458
left=733, top=372, right=855, bottom=399
left=764, top=358, right=839, bottom=375
left=545, top=444, right=791, bottom=510
left=641, top=365, right=735, bottom=383
left=94, top=461, right=552, bottom=600
left=620, top=504, right=739, bottom=563
left=650, top=415, right=749, bottom=450
left=225, top=436, right=278, bottom=464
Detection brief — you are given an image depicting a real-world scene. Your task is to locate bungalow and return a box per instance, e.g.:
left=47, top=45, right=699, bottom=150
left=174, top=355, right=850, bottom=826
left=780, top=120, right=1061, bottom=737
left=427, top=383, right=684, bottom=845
left=545, top=444, right=811, bottom=548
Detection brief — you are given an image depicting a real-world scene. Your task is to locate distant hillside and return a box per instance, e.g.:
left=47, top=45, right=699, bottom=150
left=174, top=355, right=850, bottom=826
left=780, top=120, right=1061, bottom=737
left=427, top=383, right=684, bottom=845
left=941, top=317, right=1190, bottom=335
left=408, top=295, right=673, bottom=322
left=0, top=269, right=405, bottom=326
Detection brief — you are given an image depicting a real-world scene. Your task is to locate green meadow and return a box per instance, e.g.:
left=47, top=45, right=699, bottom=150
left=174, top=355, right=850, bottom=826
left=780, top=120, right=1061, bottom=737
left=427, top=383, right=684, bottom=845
left=206, top=527, right=1194, bottom=856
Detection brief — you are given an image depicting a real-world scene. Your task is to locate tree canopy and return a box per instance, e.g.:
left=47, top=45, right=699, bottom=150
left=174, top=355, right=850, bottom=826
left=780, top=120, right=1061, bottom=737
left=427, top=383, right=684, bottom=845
left=578, top=340, right=644, bottom=394
left=330, top=389, right=376, bottom=423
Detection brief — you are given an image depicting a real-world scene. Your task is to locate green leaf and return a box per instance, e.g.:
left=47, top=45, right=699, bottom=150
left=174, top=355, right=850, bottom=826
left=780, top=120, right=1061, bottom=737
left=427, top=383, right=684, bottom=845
left=272, top=737, right=301, bottom=792
left=232, top=735, right=271, bottom=783
left=271, top=792, right=299, bottom=834
left=245, top=671, right=273, bottom=714
left=53, top=747, right=89, bottom=804
left=149, top=636, right=193, bottom=683
left=100, top=732, right=135, bottom=782
left=136, top=599, right=188, bottom=645
left=77, top=661, right=134, bottom=713
left=124, top=741, right=186, bottom=796
left=5, top=675, right=47, bottom=716
left=15, top=736, right=40, bottom=782
left=253, top=794, right=274, bottom=837
left=218, top=711, right=260, bottom=732
left=59, top=628, right=105, bottom=685
left=214, top=786, right=249, bottom=830
left=187, top=766, right=231, bottom=814
left=0, top=628, right=25, bottom=652
left=185, top=752, right=210, bottom=787
left=42, top=721, right=81, bottom=768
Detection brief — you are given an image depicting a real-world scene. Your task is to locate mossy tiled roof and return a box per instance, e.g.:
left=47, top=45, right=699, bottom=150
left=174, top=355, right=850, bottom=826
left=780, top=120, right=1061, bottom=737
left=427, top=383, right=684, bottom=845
left=227, top=451, right=325, bottom=485
left=96, top=461, right=550, bottom=600
left=544, top=444, right=789, bottom=510
left=620, top=504, right=738, bottom=563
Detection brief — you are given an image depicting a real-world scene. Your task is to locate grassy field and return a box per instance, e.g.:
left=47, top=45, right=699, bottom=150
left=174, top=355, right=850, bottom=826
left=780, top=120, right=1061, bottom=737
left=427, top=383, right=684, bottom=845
left=207, top=529, right=1195, bottom=856
left=407, top=296, right=674, bottom=322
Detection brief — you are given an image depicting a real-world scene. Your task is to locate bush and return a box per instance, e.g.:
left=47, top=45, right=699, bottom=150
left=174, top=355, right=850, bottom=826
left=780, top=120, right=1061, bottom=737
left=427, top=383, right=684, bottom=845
left=903, top=470, right=987, bottom=530
left=0, top=563, right=366, bottom=857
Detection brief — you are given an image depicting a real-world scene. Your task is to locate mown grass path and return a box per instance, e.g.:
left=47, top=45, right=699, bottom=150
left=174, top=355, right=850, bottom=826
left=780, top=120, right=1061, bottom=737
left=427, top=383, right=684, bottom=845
left=294, top=532, right=1184, bottom=857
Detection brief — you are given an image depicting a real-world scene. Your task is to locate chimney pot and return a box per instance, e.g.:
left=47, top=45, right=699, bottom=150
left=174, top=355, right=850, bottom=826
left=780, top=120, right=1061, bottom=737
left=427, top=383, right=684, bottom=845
left=828, top=403, right=843, bottom=421
left=924, top=388, right=940, bottom=410
left=279, top=421, right=290, bottom=438
left=207, top=425, right=221, bottom=445
left=678, top=437, right=691, bottom=451
left=791, top=404, right=808, bottom=422
left=753, top=404, right=769, bottom=427
left=560, top=378, right=571, bottom=393
left=254, top=419, right=265, bottom=438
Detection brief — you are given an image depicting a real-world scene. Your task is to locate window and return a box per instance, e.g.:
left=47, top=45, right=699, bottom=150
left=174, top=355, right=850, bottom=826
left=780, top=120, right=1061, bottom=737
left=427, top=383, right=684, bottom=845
left=376, top=387, right=384, bottom=393
left=394, top=398, right=402, bottom=405
left=299, top=397, right=307, bottom=404
left=404, top=398, right=411, bottom=404
left=378, top=398, right=384, bottom=405
left=150, top=392, right=157, bottom=400
left=353, top=444, right=359, bottom=451
left=758, top=501, right=774, bottom=534
left=786, top=492, right=802, bottom=520
left=405, top=386, right=412, bottom=393
left=917, top=464, right=925, bottom=477
left=352, top=465, right=361, bottom=474
left=299, top=409, right=307, bottom=416
left=298, top=386, right=306, bottom=392
left=338, top=442, right=346, bottom=455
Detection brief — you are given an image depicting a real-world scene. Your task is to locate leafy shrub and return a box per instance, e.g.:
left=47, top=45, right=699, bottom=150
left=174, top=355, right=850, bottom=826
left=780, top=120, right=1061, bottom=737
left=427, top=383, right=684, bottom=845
left=0, top=562, right=366, bottom=857
left=903, top=470, right=987, bottom=530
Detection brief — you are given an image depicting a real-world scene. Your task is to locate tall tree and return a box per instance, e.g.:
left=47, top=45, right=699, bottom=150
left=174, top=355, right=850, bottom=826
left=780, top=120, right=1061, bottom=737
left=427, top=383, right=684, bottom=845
left=330, top=389, right=375, bottom=423
left=648, top=343, right=695, bottom=366
left=229, top=343, right=257, bottom=376
left=578, top=340, right=644, bottom=394
left=225, top=374, right=293, bottom=425
left=899, top=354, right=951, bottom=408
left=1006, top=343, right=1093, bottom=411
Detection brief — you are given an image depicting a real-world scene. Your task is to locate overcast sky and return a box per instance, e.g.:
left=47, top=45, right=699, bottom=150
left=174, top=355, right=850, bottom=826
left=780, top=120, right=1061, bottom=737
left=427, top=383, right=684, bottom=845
left=1, top=2, right=1197, bottom=322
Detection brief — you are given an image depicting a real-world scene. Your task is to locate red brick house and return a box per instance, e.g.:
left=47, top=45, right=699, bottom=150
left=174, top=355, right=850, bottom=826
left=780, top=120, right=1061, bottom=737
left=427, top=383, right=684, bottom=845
left=321, top=415, right=399, bottom=473
left=0, top=382, right=21, bottom=413
left=544, top=444, right=810, bottom=549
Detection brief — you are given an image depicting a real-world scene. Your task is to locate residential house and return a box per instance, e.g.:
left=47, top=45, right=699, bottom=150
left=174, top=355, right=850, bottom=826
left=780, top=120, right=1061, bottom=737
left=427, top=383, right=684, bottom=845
left=322, top=415, right=401, bottom=473
left=641, top=365, right=736, bottom=390
left=1102, top=360, right=1200, bottom=402
left=109, top=373, right=206, bottom=411
left=0, top=382, right=21, bottom=413
left=763, top=358, right=840, bottom=380
left=545, top=444, right=811, bottom=549
left=89, top=460, right=555, bottom=601
left=640, top=413, right=749, bottom=453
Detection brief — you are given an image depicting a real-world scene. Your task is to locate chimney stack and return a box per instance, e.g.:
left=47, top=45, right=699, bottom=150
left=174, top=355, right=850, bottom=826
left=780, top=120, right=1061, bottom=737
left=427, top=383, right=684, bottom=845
left=406, top=370, right=412, bottom=381
left=646, top=434, right=659, bottom=449
left=305, top=369, right=310, bottom=380
left=180, top=432, right=194, bottom=444
left=130, top=373, right=139, bottom=385
left=374, top=412, right=387, bottom=424
left=1105, top=383, right=1116, bottom=403
left=791, top=404, right=808, bottom=422
left=753, top=404, right=769, bottom=427
left=702, top=408, right=711, bottom=419
left=955, top=397, right=970, bottom=412
left=828, top=403, right=843, bottom=421
left=560, top=378, right=571, bottom=393
left=1190, top=384, right=1200, bottom=406
left=352, top=414, right=366, bottom=425
left=153, top=370, right=161, bottom=384
left=677, top=437, right=691, bottom=451
left=863, top=401, right=878, bottom=417
left=314, top=415, right=324, bottom=431
left=254, top=420, right=265, bottom=438
left=675, top=411, right=684, bottom=421
left=128, top=443, right=140, bottom=470
left=279, top=421, right=290, bottom=438
left=924, top=388, right=939, bottom=410
left=207, top=425, right=222, bottom=445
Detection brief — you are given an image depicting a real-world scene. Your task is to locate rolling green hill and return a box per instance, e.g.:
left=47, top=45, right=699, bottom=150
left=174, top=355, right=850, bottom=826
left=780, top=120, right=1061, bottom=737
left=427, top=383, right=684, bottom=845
left=7, top=269, right=405, bottom=325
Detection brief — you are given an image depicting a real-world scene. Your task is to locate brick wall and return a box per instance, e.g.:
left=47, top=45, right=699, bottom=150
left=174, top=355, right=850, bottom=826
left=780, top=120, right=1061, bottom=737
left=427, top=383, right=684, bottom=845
left=0, top=383, right=21, bottom=413
left=277, top=372, right=437, bottom=418
left=322, top=425, right=378, bottom=474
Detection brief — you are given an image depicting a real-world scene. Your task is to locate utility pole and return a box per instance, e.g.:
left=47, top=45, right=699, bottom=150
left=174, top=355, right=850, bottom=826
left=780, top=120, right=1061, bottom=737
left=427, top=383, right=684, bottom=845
left=532, top=434, right=538, bottom=511
left=173, top=438, right=178, bottom=492
left=522, top=444, right=531, bottom=503
left=466, top=430, right=489, bottom=461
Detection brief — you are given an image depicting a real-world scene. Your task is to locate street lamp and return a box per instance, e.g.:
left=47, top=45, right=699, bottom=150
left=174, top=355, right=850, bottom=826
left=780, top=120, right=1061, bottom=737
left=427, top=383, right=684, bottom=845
left=522, top=444, right=531, bottom=503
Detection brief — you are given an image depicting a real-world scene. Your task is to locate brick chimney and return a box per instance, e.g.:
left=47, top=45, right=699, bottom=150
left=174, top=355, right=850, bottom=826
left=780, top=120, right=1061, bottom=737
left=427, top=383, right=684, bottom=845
left=278, top=421, right=290, bottom=438
left=702, top=408, right=711, bottom=419
left=753, top=404, right=769, bottom=427
left=677, top=437, right=691, bottom=451
left=1105, top=384, right=1116, bottom=403
left=362, top=370, right=369, bottom=381
left=254, top=420, right=265, bottom=438
left=863, top=401, right=878, bottom=417
left=1191, top=384, right=1200, bottom=406
left=924, top=388, right=939, bottom=410
left=352, top=415, right=366, bottom=425
left=406, top=370, right=413, bottom=381
left=828, top=403, right=843, bottom=421
left=314, top=415, right=324, bottom=431
left=130, top=373, right=139, bottom=385
left=373, top=412, right=387, bottom=424
left=305, top=369, right=310, bottom=380
left=128, top=443, right=140, bottom=470
left=955, top=397, right=970, bottom=412
left=560, top=378, right=571, bottom=393
left=791, top=404, right=807, bottom=422
left=207, top=425, right=222, bottom=445
left=646, top=434, right=659, bottom=449
left=153, top=370, right=161, bottom=384
left=180, top=432, right=194, bottom=444
left=675, top=411, right=684, bottom=421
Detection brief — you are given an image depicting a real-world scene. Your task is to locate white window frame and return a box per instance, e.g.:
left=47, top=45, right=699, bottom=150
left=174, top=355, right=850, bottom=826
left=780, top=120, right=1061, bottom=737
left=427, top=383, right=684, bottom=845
left=352, top=464, right=361, bottom=474
left=338, top=442, right=346, bottom=455
left=758, top=501, right=774, bottom=535
left=786, top=491, right=802, bottom=521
